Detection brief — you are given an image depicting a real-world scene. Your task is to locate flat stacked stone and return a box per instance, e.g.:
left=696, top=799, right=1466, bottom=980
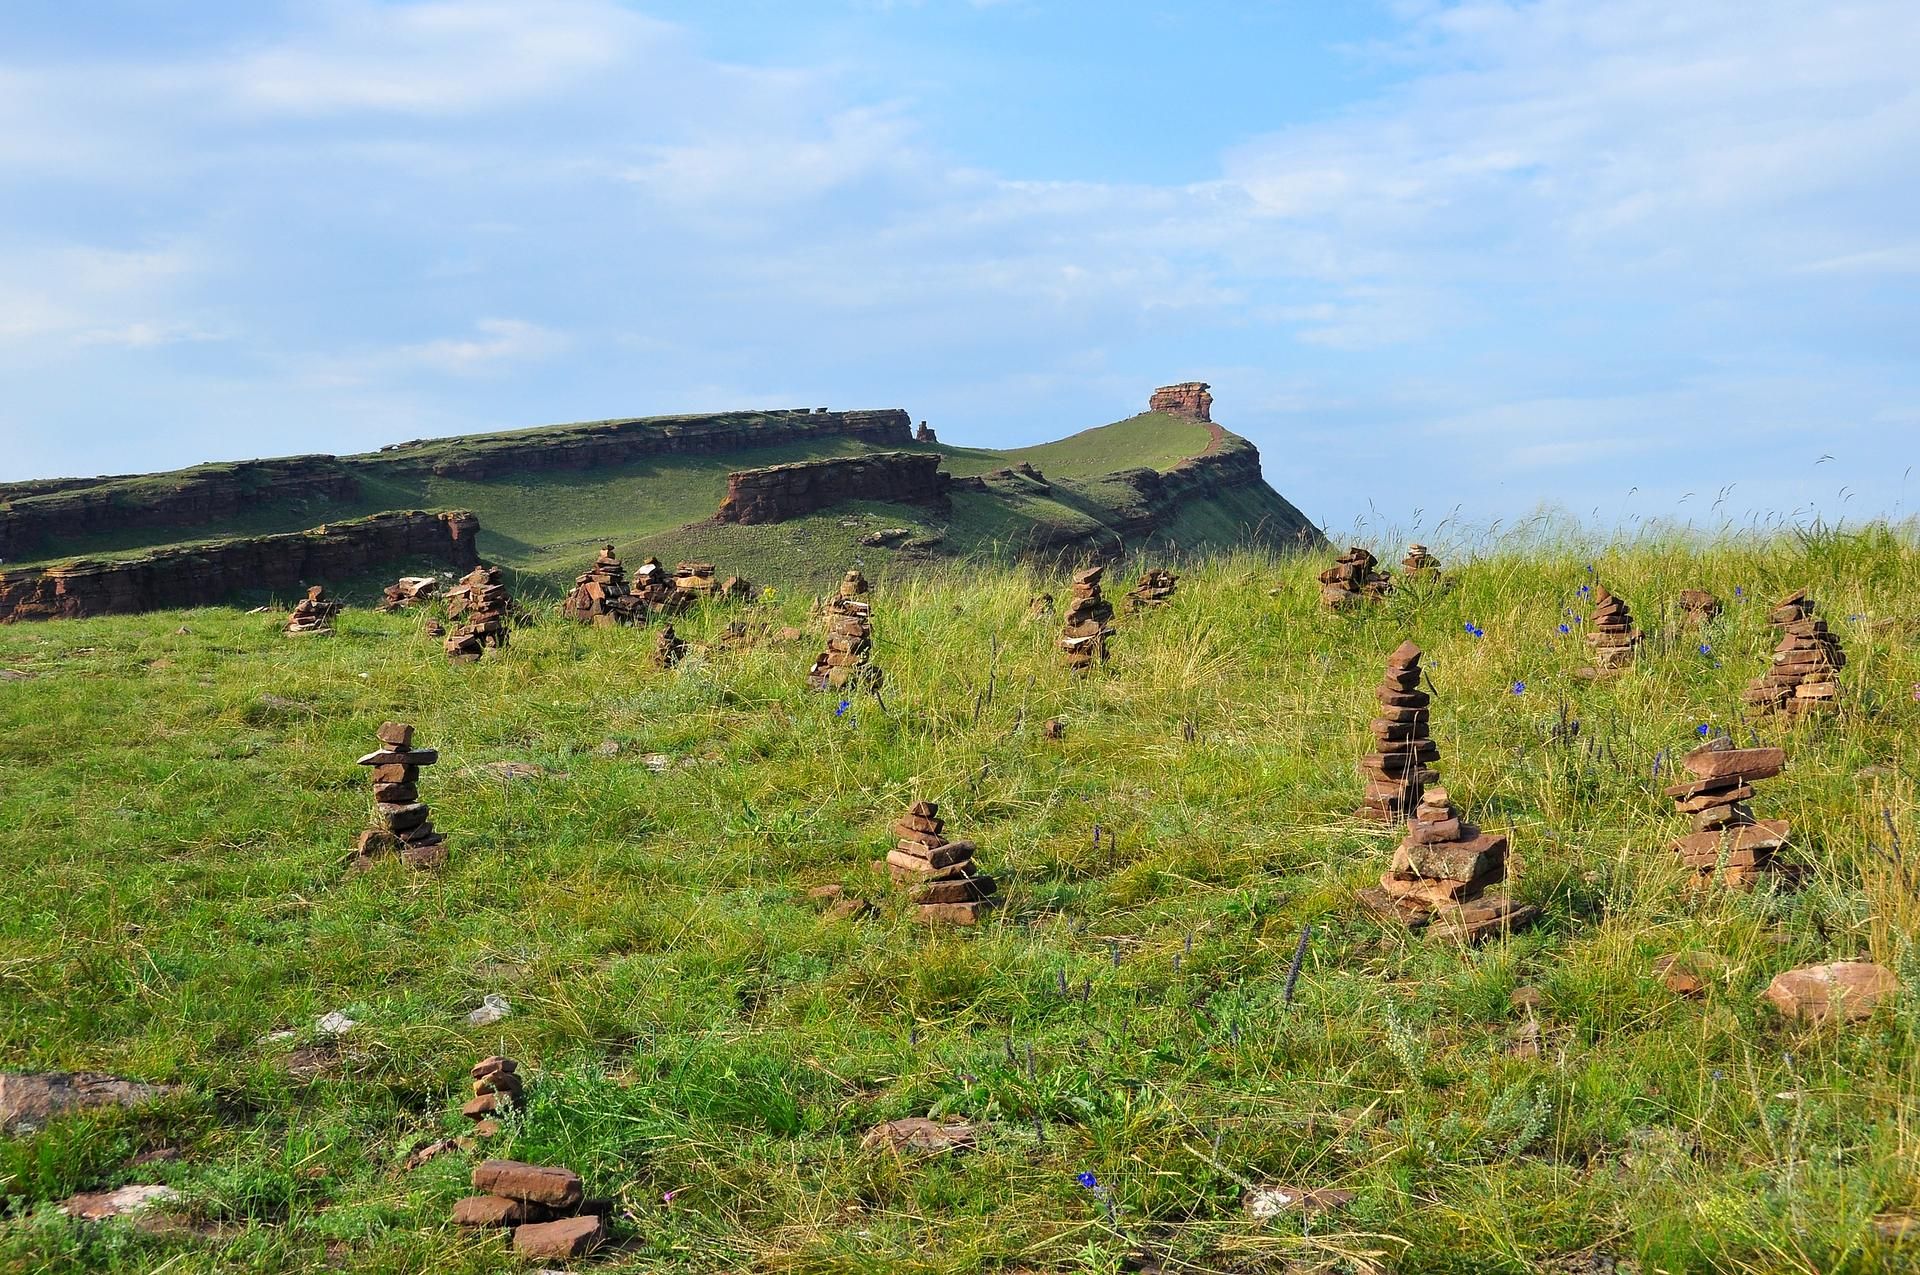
left=1059, top=566, right=1115, bottom=670
left=1743, top=589, right=1845, bottom=714
left=1400, top=544, right=1442, bottom=584
left=808, top=569, right=880, bottom=691
left=445, top=565, right=511, bottom=662
left=1677, top=589, right=1721, bottom=628
left=1363, top=788, right=1537, bottom=942
left=1124, top=568, right=1177, bottom=611
left=881, top=800, right=996, bottom=924
left=284, top=585, right=340, bottom=635
left=376, top=576, right=437, bottom=612
left=1580, top=586, right=1641, bottom=675
left=1666, top=741, right=1787, bottom=889
left=461, top=1055, right=519, bottom=1133
left=353, top=722, right=446, bottom=868
left=653, top=623, right=686, bottom=670
left=670, top=561, right=721, bottom=604
left=561, top=545, right=646, bottom=626
left=632, top=557, right=674, bottom=608
left=1358, top=641, right=1438, bottom=822
left=1319, top=546, right=1390, bottom=609
left=454, top=1159, right=606, bottom=1259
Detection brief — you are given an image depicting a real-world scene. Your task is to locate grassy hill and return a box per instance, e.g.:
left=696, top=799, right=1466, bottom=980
left=2, top=532, right=1918, bottom=1272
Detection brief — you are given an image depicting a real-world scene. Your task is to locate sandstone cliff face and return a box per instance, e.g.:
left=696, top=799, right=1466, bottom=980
left=715, top=452, right=950, bottom=525
left=1148, top=382, right=1212, bottom=422
left=0, top=510, right=478, bottom=621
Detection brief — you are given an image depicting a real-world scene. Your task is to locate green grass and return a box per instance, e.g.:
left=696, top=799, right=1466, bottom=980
left=1003, top=413, right=1214, bottom=479
left=5, top=530, right=1918, bottom=1272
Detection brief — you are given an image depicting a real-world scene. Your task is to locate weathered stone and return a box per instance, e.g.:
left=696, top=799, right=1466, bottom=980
left=513, top=1214, right=606, bottom=1260
left=470, top=1160, right=584, bottom=1208
left=717, top=452, right=950, bottom=524
left=452, top=1194, right=552, bottom=1227
left=0, top=1072, right=176, bottom=1134
left=1763, top=961, right=1896, bottom=1024
left=860, top=1116, right=977, bottom=1153
left=1148, top=381, right=1212, bottom=421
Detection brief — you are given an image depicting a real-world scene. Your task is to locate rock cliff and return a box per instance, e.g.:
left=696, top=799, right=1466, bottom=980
left=1148, top=382, right=1213, bottom=422
left=715, top=452, right=950, bottom=525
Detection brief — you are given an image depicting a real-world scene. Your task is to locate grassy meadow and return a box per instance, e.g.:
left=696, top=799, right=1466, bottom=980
left=2, top=529, right=1919, bottom=1274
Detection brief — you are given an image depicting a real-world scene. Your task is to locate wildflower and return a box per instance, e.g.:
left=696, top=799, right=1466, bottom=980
left=834, top=699, right=850, bottom=718
left=1511, top=681, right=1525, bottom=694
left=1734, top=586, right=1744, bottom=597
left=1075, top=1172, right=1099, bottom=1190
left=662, top=1189, right=681, bottom=1205
left=1464, top=622, right=1483, bottom=637
left=1698, top=643, right=1711, bottom=656
left=1577, top=583, right=1593, bottom=598
left=1698, top=724, right=1711, bottom=736
left=1558, top=623, right=1570, bottom=634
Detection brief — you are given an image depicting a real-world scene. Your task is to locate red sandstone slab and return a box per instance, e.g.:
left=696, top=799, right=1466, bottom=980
left=470, top=1160, right=583, bottom=1208
left=513, top=1215, right=606, bottom=1260
left=1681, top=746, right=1784, bottom=781
left=357, top=747, right=438, bottom=767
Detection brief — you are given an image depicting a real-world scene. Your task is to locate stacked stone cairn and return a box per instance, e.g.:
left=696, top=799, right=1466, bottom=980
left=353, top=722, right=446, bottom=868
left=1400, top=544, right=1443, bottom=585
left=1358, top=641, right=1438, bottom=822
left=1365, top=787, right=1537, bottom=942
left=1677, top=589, right=1721, bottom=628
left=882, top=800, right=996, bottom=924
left=1319, top=546, right=1391, bottom=609
left=632, top=557, right=673, bottom=608
left=445, top=565, right=511, bottom=662
left=1059, top=566, right=1115, bottom=670
left=808, top=569, right=879, bottom=691
left=1124, top=568, right=1178, bottom=611
left=284, top=585, right=340, bottom=635
left=454, top=1159, right=606, bottom=1259
left=1580, top=586, right=1641, bottom=676
left=1666, top=741, right=1788, bottom=888
left=561, top=545, right=646, bottom=626
left=376, top=576, right=437, bottom=612
left=461, top=1055, right=519, bottom=1135
left=1744, top=589, right=1845, bottom=714
left=653, top=623, right=686, bottom=670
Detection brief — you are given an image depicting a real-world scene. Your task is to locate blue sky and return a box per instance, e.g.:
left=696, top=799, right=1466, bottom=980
left=2, top=1, right=1917, bottom=538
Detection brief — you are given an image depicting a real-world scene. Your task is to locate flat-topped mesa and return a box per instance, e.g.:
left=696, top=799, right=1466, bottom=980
left=1743, top=589, right=1845, bottom=715
left=561, top=544, right=646, bottom=626
left=1666, top=741, right=1788, bottom=889
left=1364, top=787, right=1538, bottom=943
left=377, top=576, right=437, bottom=612
left=653, top=623, right=686, bottom=670
left=880, top=799, right=997, bottom=924
left=1059, top=565, right=1116, bottom=671
left=1124, top=568, right=1178, bottom=611
left=1399, top=544, right=1444, bottom=586
left=1677, top=589, right=1722, bottom=628
left=1319, top=546, right=1391, bottom=609
left=1358, top=640, right=1438, bottom=821
left=352, top=722, right=445, bottom=868
left=284, top=585, right=341, bottom=636
left=445, top=565, right=512, bottom=662
left=1580, top=586, right=1641, bottom=675
left=808, top=569, right=882, bottom=692
left=1148, top=381, right=1212, bottom=422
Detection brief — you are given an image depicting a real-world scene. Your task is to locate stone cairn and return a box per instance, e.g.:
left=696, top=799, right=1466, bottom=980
left=1400, top=544, right=1443, bottom=585
left=561, top=545, right=645, bottom=626
left=808, top=569, right=879, bottom=692
left=376, top=576, right=437, bottom=612
left=353, top=722, right=445, bottom=868
left=881, top=800, right=996, bottom=924
left=1677, top=589, right=1721, bottom=628
left=632, top=556, right=673, bottom=607
left=1059, top=566, right=1116, bottom=671
left=1319, top=547, right=1391, bottom=609
left=1358, top=641, right=1438, bottom=822
left=284, top=585, right=340, bottom=635
left=455, top=1159, right=606, bottom=1260
left=1744, top=589, right=1845, bottom=714
left=1365, top=787, right=1537, bottom=943
left=653, top=624, right=686, bottom=670
left=445, top=565, right=511, bottom=662
left=1124, top=568, right=1178, bottom=611
left=1666, top=741, right=1788, bottom=889
left=461, top=1054, right=519, bottom=1135
left=1579, top=586, right=1641, bottom=676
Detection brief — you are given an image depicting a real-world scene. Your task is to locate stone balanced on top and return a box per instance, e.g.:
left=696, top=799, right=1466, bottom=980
left=1400, top=544, right=1443, bottom=585
left=1579, top=586, right=1641, bottom=676
left=376, top=576, right=437, bottom=612
left=445, top=565, right=512, bottom=662
left=669, top=561, right=751, bottom=604
left=1743, top=589, right=1845, bottom=714
left=1319, top=546, right=1391, bottom=609
left=1060, top=566, right=1116, bottom=670
left=808, top=569, right=880, bottom=691
left=881, top=800, right=996, bottom=924
left=1666, top=741, right=1788, bottom=889
left=561, top=545, right=646, bottom=626
left=284, top=585, right=340, bottom=635
left=1124, top=568, right=1178, bottom=611
left=1358, top=641, right=1439, bottom=822
left=353, top=722, right=445, bottom=868
left=1365, top=787, right=1537, bottom=943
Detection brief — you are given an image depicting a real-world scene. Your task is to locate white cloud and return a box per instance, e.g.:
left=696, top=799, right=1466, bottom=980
left=397, top=318, right=568, bottom=375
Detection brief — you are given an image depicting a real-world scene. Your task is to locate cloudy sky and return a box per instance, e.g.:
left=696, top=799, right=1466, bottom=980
left=2, top=1, right=1916, bottom=534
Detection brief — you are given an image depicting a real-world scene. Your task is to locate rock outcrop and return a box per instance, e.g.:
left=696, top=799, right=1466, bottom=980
left=1149, top=382, right=1213, bottom=421
left=715, top=452, right=950, bottom=525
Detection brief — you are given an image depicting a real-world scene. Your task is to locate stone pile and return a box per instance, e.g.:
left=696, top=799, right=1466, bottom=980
left=461, top=1055, right=519, bottom=1135
left=284, top=585, right=340, bottom=635
left=1318, top=547, right=1390, bottom=609
left=1580, top=586, right=1641, bottom=675
left=561, top=545, right=645, bottom=626
left=1665, top=741, right=1787, bottom=889
left=353, top=722, right=446, bottom=868
left=1124, top=568, right=1178, bottom=611
left=1059, top=566, right=1115, bottom=670
left=1365, top=787, right=1536, bottom=942
left=1400, top=544, right=1442, bottom=585
left=808, top=569, right=879, bottom=691
left=1744, top=589, right=1845, bottom=714
left=1358, top=641, right=1438, bottom=822
left=881, top=800, right=996, bottom=924
left=454, top=1159, right=606, bottom=1259
left=445, top=565, right=511, bottom=662
left=653, top=624, right=686, bottom=670
left=1677, top=589, right=1721, bottom=628
left=376, top=576, right=437, bottom=612
left=632, top=557, right=673, bottom=607
left=669, top=561, right=738, bottom=604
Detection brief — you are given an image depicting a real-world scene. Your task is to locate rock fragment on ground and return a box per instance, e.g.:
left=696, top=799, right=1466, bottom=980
left=0, top=1072, right=177, bottom=1134
left=1763, top=961, right=1895, bottom=1024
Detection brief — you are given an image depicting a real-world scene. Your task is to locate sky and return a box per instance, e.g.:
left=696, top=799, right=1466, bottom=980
left=1, top=0, right=1917, bottom=538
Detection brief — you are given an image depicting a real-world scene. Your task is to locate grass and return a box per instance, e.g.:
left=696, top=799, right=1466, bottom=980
left=2, top=529, right=1918, bottom=1273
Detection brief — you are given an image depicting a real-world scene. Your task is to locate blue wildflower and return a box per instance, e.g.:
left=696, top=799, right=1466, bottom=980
left=1075, top=1172, right=1099, bottom=1190
left=1734, top=586, right=1744, bottom=597
left=1698, top=723, right=1710, bottom=736
left=1558, top=623, right=1570, bottom=634
left=1577, top=583, right=1593, bottom=598
left=1698, top=643, right=1711, bottom=655
left=834, top=699, right=850, bottom=718
left=1511, top=681, right=1525, bottom=694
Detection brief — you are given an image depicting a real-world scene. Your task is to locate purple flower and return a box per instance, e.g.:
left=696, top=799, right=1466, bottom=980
left=1557, top=623, right=1569, bottom=634
left=1698, top=723, right=1710, bottom=736
left=1698, top=643, right=1712, bottom=656
left=834, top=699, right=850, bottom=718
left=1734, top=586, right=1744, bottom=597
left=1075, top=1172, right=1099, bottom=1190
left=1511, top=681, right=1526, bottom=694
left=1577, top=583, right=1593, bottom=598
left=1464, top=622, right=1484, bottom=638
